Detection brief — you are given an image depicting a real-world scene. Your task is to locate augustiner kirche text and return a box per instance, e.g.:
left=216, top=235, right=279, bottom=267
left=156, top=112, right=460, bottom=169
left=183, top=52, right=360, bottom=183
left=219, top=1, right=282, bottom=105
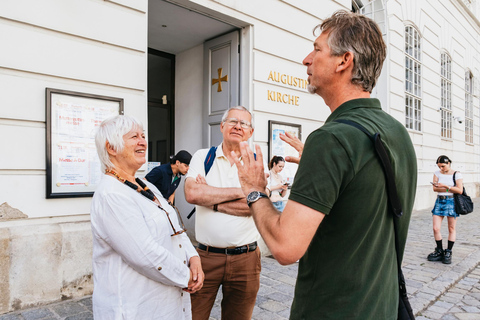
left=267, top=71, right=308, bottom=106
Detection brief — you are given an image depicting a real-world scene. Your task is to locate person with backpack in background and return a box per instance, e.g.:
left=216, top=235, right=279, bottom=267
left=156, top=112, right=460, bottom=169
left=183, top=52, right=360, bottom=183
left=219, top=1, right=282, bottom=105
left=184, top=106, right=264, bottom=320
left=427, top=155, right=462, bottom=264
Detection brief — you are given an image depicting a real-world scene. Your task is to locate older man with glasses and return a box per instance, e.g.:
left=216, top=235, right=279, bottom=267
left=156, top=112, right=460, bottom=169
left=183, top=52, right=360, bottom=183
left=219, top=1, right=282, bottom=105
left=185, top=106, right=264, bottom=320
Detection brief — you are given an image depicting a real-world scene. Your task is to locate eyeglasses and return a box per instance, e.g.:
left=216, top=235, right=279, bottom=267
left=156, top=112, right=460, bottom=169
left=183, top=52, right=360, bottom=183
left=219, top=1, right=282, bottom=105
left=158, top=203, right=187, bottom=237
left=224, top=118, right=252, bottom=129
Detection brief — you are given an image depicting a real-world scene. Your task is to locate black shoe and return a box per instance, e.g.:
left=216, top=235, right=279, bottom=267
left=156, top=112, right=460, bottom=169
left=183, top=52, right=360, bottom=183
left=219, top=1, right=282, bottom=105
left=427, top=247, right=444, bottom=261
left=443, top=249, right=452, bottom=264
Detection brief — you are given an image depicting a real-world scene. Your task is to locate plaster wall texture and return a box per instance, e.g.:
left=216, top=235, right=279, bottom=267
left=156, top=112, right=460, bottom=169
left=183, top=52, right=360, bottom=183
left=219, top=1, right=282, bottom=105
left=0, top=0, right=148, bottom=219
left=0, top=216, right=93, bottom=314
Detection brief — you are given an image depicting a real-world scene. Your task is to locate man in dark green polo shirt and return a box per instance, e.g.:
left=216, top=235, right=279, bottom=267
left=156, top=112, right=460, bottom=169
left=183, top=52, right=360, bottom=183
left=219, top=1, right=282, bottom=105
left=234, top=10, right=417, bottom=319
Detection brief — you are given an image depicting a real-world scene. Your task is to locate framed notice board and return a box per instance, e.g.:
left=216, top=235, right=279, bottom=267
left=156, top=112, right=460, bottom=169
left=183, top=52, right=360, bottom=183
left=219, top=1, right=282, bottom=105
left=46, top=88, right=124, bottom=198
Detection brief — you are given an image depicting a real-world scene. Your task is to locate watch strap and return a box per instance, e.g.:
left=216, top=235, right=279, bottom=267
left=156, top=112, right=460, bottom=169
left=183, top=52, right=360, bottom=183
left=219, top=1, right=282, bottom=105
left=247, top=191, right=269, bottom=207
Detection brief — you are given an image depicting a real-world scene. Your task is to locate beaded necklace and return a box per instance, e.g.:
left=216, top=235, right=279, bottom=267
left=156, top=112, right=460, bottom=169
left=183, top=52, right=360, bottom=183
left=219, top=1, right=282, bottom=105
left=105, top=169, right=186, bottom=236
left=106, top=169, right=156, bottom=201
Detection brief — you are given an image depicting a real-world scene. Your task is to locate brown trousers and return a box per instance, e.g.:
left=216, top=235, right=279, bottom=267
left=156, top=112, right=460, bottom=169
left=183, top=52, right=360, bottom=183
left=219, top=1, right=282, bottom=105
left=191, top=247, right=261, bottom=320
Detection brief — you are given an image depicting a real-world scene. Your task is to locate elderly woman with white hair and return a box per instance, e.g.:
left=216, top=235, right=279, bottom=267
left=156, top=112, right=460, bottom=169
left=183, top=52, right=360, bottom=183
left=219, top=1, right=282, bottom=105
left=90, top=115, right=203, bottom=319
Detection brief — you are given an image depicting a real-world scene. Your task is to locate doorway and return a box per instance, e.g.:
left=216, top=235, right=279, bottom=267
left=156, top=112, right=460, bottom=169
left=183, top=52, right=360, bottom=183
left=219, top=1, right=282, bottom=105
left=147, top=48, right=175, bottom=165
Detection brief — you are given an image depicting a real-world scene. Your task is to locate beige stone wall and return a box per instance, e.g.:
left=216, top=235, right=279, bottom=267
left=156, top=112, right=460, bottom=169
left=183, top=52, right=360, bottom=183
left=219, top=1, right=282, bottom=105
left=0, top=216, right=93, bottom=314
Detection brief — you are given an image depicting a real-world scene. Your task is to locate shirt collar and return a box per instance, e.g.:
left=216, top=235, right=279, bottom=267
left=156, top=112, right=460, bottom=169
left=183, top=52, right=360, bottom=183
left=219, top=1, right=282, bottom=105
left=217, top=142, right=242, bottom=161
left=216, top=143, right=226, bottom=159
left=325, top=98, right=382, bottom=123
left=166, top=164, right=180, bottom=177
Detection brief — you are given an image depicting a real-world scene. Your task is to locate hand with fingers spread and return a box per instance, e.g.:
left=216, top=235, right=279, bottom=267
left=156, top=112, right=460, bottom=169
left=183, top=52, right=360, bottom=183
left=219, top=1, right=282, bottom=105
left=232, top=142, right=268, bottom=197
left=279, top=132, right=303, bottom=164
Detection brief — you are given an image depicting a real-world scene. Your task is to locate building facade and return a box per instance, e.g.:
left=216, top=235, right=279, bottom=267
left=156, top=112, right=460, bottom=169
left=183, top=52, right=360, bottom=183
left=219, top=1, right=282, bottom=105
left=0, top=0, right=479, bottom=313
left=374, top=0, right=480, bottom=209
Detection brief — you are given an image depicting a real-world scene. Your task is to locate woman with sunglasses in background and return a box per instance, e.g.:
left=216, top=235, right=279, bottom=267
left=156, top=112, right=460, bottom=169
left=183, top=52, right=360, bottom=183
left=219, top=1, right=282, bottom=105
left=428, top=155, right=462, bottom=264
left=91, top=115, right=203, bottom=319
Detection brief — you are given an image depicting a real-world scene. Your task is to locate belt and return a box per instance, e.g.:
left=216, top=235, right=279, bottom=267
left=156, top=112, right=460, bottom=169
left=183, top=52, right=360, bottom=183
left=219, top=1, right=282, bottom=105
left=197, top=241, right=257, bottom=255
left=438, top=195, right=454, bottom=200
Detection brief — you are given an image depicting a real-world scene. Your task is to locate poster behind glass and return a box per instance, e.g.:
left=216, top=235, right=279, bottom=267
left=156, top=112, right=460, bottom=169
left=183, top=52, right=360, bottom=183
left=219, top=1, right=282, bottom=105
left=268, top=121, right=301, bottom=186
left=46, top=88, right=123, bottom=198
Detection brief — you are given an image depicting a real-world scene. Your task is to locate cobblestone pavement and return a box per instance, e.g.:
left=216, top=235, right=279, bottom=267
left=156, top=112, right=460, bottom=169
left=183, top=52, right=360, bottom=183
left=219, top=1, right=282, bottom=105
left=0, top=298, right=93, bottom=320
left=1, top=197, right=480, bottom=320
left=417, top=264, right=480, bottom=320
left=403, top=197, right=480, bottom=318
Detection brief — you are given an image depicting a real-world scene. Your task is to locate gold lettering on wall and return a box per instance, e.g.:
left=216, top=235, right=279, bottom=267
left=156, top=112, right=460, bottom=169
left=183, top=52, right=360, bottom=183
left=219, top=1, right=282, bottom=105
left=267, top=71, right=307, bottom=89
left=267, top=90, right=299, bottom=106
left=266, top=71, right=306, bottom=106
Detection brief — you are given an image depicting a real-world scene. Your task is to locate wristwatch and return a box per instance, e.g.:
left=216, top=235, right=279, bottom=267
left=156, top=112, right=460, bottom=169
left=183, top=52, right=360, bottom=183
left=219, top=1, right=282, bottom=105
left=246, top=191, right=269, bottom=207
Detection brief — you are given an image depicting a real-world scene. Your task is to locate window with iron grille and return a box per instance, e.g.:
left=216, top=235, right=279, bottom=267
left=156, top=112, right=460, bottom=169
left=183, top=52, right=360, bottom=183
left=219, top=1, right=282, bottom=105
left=440, top=53, right=452, bottom=139
left=405, top=26, right=422, bottom=131
left=465, top=71, right=474, bottom=143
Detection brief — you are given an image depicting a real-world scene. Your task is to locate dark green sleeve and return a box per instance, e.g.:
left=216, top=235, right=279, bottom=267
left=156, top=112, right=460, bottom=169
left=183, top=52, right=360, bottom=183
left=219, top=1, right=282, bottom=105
left=289, top=129, right=353, bottom=215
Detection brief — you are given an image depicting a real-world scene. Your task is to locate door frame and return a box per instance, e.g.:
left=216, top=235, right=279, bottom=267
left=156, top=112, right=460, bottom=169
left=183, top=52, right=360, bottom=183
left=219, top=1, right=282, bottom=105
left=148, top=48, right=176, bottom=161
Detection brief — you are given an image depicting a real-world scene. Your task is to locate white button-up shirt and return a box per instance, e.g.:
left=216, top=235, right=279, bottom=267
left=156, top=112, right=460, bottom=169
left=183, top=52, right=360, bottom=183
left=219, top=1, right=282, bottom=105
left=90, top=175, right=198, bottom=319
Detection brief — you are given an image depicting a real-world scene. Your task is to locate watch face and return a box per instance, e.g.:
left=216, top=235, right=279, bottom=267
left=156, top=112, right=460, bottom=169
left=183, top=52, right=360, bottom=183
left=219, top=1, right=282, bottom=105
left=247, top=191, right=260, bottom=202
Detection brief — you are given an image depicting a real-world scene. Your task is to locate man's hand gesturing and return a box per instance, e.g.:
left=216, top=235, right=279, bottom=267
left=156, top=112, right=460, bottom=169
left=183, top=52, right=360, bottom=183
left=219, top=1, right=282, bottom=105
left=232, top=142, right=267, bottom=197
left=279, top=132, right=303, bottom=164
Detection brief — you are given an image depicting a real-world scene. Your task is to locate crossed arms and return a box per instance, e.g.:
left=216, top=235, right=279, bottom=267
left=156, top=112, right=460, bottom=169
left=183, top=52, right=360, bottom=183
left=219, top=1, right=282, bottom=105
left=184, top=174, right=251, bottom=217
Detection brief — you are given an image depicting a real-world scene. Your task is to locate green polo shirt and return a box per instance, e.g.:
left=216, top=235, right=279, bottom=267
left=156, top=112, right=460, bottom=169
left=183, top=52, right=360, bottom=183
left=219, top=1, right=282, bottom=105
left=289, top=98, right=417, bottom=319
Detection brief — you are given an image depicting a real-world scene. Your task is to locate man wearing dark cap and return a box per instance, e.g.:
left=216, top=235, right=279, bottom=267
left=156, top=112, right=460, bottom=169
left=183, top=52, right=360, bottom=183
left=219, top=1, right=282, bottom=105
left=145, top=150, right=192, bottom=204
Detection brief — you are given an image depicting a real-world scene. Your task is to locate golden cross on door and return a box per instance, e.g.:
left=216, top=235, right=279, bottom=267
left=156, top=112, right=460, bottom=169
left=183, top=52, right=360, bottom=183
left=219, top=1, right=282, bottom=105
left=212, top=68, right=228, bottom=92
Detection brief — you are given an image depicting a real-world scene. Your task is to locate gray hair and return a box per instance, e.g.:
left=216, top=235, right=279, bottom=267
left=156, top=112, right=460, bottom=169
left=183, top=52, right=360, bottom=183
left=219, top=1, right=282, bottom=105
left=316, top=10, right=386, bottom=93
left=221, top=106, right=254, bottom=129
left=95, top=115, right=144, bottom=170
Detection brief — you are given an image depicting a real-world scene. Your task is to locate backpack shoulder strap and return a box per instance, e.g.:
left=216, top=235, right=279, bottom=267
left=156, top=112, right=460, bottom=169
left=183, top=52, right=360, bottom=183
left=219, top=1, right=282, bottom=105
left=334, top=119, right=402, bottom=218
left=203, top=146, right=256, bottom=176
left=204, top=146, right=217, bottom=176
left=334, top=119, right=410, bottom=303
left=335, top=119, right=373, bottom=139
left=188, top=146, right=217, bottom=220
